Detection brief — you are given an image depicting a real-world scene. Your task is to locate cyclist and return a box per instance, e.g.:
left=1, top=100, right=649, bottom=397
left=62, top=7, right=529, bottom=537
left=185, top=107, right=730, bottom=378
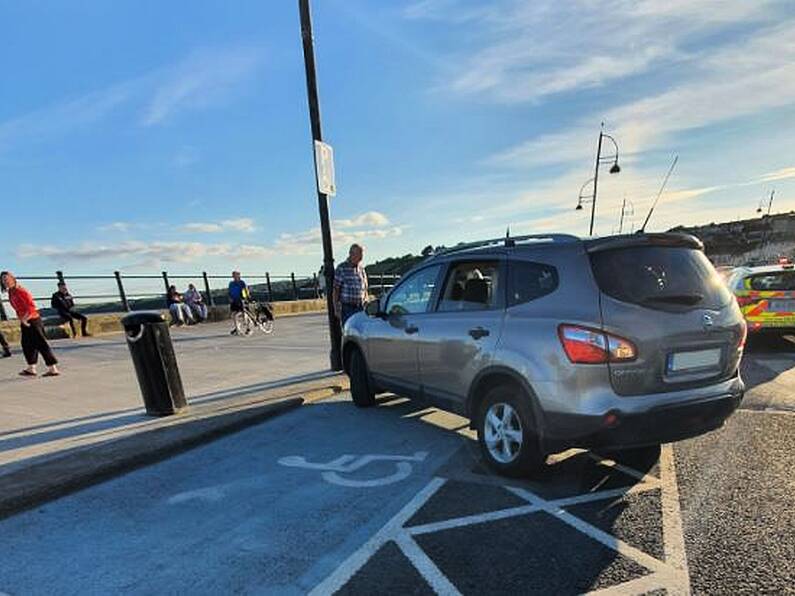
left=228, top=271, right=249, bottom=335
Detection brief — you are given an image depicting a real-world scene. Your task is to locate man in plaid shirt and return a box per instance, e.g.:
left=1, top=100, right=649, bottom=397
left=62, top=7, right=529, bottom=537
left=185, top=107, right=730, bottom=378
left=333, top=243, right=369, bottom=325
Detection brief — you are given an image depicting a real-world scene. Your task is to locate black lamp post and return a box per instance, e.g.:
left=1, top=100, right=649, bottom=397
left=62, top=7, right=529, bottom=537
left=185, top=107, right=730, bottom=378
left=576, top=123, right=621, bottom=235
left=757, top=189, right=775, bottom=216
left=299, top=0, right=342, bottom=370
left=618, top=197, right=634, bottom=234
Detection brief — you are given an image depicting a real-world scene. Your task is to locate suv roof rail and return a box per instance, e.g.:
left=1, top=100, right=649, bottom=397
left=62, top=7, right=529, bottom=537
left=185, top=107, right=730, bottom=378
left=432, top=233, right=580, bottom=258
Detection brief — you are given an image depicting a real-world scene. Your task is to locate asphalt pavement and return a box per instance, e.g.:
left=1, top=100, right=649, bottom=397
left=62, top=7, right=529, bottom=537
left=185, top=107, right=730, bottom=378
left=0, top=334, right=793, bottom=594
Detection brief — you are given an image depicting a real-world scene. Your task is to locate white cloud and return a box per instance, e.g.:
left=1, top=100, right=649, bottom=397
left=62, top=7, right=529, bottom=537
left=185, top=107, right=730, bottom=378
left=19, top=211, right=401, bottom=264
left=98, top=222, right=133, bottom=233
left=181, top=218, right=256, bottom=233
left=416, top=0, right=777, bottom=104
left=141, top=46, right=264, bottom=126
left=0, top=79, right=137, bottom=150
left=182, top=223, right=223, bottom=233
left=487, top=19, right=795, bottom=169
left=334, top=211, right=390, bottom=228
left=758, top=166, right=795, bottom=183
left=0, top=45, right=265, bottom=151
left=274, top=226, right=403, bottom=257
left=272, top=211, right=401, bottom=256
left=16, top=241, right=274, bottom=264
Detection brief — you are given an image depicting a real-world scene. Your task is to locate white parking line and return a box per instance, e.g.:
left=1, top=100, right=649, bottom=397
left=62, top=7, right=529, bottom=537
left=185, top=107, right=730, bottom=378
left=584, top=572, right=673, bottom=596
left=311, top=450, right=692, bottom=595
left=659, top=444, right=691, bottom=592
left=307, top=477, right=446, bottom=596
left=394, top=534, right=461, bottom=596
left=408, top=505, right=541, bottom=536
left=507, top=486, right=679, bottom=579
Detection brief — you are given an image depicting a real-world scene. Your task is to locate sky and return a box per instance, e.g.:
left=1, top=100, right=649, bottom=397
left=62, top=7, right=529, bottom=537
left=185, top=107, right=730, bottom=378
left=2, top=0, right=795, bottom=293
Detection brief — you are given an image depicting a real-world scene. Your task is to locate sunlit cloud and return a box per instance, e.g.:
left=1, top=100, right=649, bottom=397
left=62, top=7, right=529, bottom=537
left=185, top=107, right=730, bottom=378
left=757, top=166, right=795, bottom=183
left=19, top=212, right=402, bottom=264
left=16, top=241, right=274, bottom=264
left=181, top=218, right=256, bottom=233
left=334, top=211, right=390, bottom=228
left=98, top=222, right=133, bottom=233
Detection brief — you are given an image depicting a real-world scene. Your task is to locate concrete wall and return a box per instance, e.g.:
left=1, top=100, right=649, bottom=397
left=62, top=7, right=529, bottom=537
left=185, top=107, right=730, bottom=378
left=0, top=299, right=326, bottom=345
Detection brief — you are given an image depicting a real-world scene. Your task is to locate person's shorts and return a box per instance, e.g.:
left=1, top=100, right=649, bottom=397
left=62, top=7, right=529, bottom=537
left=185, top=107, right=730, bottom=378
left=230, top=299, right=244, bottom=313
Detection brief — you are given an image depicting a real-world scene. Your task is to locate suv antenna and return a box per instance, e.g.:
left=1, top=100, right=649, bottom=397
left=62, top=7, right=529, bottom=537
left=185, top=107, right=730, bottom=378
left=640, top=154, right=678, bottom=233
left=505, top=226, right=515, bottom=247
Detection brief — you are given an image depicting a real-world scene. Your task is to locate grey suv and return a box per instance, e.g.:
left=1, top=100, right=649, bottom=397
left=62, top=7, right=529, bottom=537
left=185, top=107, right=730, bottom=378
left=342, top=233, right=746, bottom=477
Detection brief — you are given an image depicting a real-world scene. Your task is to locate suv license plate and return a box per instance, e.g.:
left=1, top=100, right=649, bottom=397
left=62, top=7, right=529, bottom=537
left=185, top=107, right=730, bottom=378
left=668, top=348, right=721, bottom=372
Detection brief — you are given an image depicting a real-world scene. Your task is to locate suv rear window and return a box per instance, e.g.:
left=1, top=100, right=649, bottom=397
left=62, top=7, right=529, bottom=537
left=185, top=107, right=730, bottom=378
left=590, top=246, right=731, bottom=309
left=747, top=271, right=795, bottom=291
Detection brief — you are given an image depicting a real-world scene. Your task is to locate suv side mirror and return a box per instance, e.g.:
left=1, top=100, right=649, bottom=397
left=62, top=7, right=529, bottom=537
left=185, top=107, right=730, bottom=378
left=365, top=298, right=384, bottom=318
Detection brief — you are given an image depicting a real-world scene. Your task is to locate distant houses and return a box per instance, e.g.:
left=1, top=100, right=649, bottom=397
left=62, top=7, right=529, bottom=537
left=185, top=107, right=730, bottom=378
left=670, top=212, right=795, bottom=266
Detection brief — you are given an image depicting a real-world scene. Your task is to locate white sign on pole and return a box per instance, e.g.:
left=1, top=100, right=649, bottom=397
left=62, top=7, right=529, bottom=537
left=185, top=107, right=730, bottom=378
left=314, top=140, right=336, bottom=196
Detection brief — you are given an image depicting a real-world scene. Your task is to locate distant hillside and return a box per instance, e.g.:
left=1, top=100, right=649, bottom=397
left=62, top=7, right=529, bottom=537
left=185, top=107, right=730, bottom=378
left=365, top=244, right=443, bottom=277
left=670, top=212, right=795, bottom=266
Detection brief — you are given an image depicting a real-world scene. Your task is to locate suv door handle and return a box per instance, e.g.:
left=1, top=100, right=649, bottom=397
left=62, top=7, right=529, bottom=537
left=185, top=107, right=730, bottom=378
left=405, top=325, right=419, bottom=335
left=469, top=327, right=490, bottom=340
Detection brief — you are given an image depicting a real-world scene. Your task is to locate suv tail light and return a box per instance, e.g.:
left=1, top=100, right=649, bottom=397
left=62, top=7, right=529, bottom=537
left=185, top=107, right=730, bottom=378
left=738, top=321, right=748, bottom=349
left=558, top=324, right=637, bottom=364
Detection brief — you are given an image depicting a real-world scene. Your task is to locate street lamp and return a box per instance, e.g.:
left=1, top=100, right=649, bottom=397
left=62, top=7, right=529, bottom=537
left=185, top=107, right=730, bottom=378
left=757, top=189, right=775, bottom=216
left=618, top=197, right=634, bottom=234
left=575, top=123, right=621, bottom=236
left=576, top=178, right=595, bottom=211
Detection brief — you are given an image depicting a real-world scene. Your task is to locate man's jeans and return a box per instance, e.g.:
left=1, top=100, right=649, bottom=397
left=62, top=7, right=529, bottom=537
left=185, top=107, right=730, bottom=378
left=341, top=303, right=363, bottom=326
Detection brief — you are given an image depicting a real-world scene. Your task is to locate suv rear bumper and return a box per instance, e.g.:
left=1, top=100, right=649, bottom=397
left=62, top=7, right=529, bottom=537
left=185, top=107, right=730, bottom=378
left=541, top=388, right=744, bottom=452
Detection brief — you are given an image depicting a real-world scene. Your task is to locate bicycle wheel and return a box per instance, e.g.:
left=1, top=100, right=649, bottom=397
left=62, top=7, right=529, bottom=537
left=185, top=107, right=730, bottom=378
left=234, top=311, right=253, bottom=336
left=258, top=318, right=274, bottom=334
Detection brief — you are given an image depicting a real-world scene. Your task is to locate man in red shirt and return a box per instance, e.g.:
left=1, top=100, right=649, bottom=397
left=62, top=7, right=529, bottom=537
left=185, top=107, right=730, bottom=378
left=0, top=271, right=60, bottom=377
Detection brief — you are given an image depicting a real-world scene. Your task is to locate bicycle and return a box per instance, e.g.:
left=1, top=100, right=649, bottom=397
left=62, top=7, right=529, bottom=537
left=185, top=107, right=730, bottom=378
left=232, top=299, right=274, bottom=336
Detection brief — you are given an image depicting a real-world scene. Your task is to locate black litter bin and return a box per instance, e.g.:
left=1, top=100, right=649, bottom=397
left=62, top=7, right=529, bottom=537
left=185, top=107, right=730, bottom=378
left=121, top=311, right=187, bottom=416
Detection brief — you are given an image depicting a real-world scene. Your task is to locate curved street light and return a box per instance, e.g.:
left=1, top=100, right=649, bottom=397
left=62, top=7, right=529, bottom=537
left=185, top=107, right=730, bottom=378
left=576, top=178, right=595, bottom=211
left=575, top=123, right=621, bottom=235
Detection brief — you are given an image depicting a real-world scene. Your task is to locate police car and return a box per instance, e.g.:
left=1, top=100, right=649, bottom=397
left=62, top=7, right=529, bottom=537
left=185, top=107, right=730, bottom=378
left=726, top=259, right=795, bottom=333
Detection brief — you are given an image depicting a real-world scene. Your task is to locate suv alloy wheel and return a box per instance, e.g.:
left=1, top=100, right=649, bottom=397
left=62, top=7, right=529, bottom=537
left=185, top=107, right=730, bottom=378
left=477, top=384, right=545, bottom=477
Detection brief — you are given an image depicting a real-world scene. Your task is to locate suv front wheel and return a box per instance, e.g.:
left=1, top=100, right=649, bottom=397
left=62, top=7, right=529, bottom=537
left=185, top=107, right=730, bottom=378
left=476, top=385, right=545, bottom=477
left=349, top=348, right=376, bottom=408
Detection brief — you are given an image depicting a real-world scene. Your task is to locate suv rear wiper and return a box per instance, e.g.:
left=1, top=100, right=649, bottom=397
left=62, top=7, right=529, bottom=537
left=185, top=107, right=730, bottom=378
left=641, top=293, right=704, bottom=305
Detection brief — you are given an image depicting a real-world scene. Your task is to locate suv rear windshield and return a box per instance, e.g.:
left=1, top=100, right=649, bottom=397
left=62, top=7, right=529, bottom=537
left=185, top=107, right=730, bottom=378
left=747, top=271, right=795, bottom=291
left=590, top=246, right=731, bottom=310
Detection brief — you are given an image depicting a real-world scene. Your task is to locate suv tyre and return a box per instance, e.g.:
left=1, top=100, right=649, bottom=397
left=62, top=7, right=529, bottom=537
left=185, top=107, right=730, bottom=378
left=476, top=384, right=545, bottom=477
left=349, top=348, right=376, bottom=408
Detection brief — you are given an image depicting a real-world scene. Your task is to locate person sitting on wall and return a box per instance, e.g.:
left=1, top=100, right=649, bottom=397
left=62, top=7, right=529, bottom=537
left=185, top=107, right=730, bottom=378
left=51, top=282, right=92, bottom=338
left=184, top=283, right=208, bottom=322
left=166, top=285, right=194, bottom=326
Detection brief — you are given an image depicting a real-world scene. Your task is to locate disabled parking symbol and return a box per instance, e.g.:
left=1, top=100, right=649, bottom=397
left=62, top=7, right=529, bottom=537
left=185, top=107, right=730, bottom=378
left=278, top=451, right=428, bottom=488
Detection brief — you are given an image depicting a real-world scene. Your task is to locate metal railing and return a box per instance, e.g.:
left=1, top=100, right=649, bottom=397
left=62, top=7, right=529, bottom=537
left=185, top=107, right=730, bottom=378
left=0, top=270, right=403, bottom=321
